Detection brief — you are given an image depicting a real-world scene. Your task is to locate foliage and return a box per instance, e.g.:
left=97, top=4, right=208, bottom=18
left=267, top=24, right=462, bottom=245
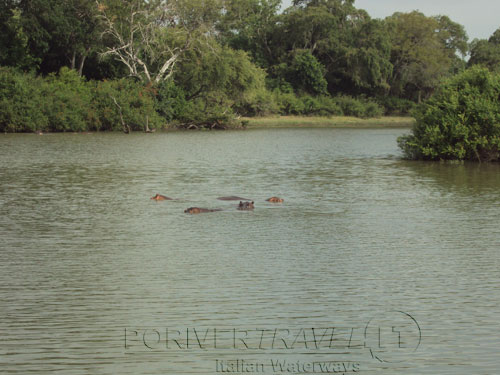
left=300, top=95, right=342, bottom=116
left=0, top=2, right=38, bottom=69
left=272, top=91, right=340, bottom=117
left=154, top=80, right=188, bottom=123
left=0, top=67, right=47, bottom=132
left=234, top=86, right=278, bottom=116
left=0, top=0, right=483, bottom=131
left=218, top=0, right=282, bottom=68
left=40, top=67, right=94, bottom=131
left=0, top=66, right=162, bottom=132
left=376, top=96, right=417, bottom=116
left=271, top=92, right=381, bottom=118
left=468, top=28, right=500, bottom=72
left=92, top=79, right=163, bottom=131
left=19, top=0, right=102, bottom=75
left=172, top=41, right=268, bottom=125
left=386, top=11, right=465, bottom=102
left=286, top=50, right=328, bottom=95
left=280, top=1, right=393, bottom=96
left=338, top=17, right=393, bottom=94
left=398, top=67, right=500, bottom=161
left=333, top=96, right=383, bottom=118
left=273, top=91, right=306, bottom=115
left=97, top=0, right=224, bottom=84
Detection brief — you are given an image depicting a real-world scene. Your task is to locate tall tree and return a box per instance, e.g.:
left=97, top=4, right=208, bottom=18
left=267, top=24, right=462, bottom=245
left=386, top=11, right=467, bottom=102
left=98, top=0, right=223, bottom=84
left=19, top=0, right=102, bottom=75
left=468, top=28, right=500, bottom=72
left=280, top=0, right=392, bottom=94
left=0, top=0, right=36, bottom=69
left=218, top=0, right=282, bottom=68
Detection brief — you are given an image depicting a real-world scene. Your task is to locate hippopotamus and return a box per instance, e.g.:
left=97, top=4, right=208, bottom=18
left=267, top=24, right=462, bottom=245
left=151, top=194, right=173, bottom=201
left=237, top=201, right=254, bottom=210
left=266, top=197, right=284, bottom=203
left=184, top=207, right=222, bottom=214
left=217, top=196, right=251, bottom=201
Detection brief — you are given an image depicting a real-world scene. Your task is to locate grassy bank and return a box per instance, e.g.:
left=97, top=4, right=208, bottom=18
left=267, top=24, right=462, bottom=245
left=242, top=116, right=415, bottom=129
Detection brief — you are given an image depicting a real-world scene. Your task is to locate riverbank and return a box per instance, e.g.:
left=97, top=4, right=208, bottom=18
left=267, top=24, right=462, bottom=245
left=1, top=116, right=415, bottom=134
left=242, top=116, right=415, bottom=129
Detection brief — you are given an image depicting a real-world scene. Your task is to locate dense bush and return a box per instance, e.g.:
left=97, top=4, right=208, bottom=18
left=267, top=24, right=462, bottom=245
left=234, top=86, right=278, bottom=116
left=273, top=91, right=306, bottom=115
left=300, top=95, right=343, bottom=116
left=333, top=96, right=384, bottom=118
left=171, top=44, right=270, bottom=127
left=0, top=65, right=385, bottom=133
left=398, top=67, right=500, bottom=161
left=286, top=50, right=328, bottom=95
left=93, top=79, right=163, bottom=132
left=41, top=68, right=94, bottom=132
left=270, top=91, right=382, bottom=118
left=0, top=67, right=162, bottom=132
left=0, top=67, right=47, bottom=132
left=154, top=80, right=188, bottom=123
left=376, top=96, right=417, bottom=115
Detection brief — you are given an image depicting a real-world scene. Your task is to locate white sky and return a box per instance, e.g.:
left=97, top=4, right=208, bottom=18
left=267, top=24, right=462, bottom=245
left=281, top=0, right=500, bottom=41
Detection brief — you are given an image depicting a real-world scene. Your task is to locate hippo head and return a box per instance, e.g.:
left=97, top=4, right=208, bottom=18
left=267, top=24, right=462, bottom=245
left=151, top=194, right=171, bottom=201
left=238, top=201, right=254, bottom=210
left=266, top=196, right=284, bottom=203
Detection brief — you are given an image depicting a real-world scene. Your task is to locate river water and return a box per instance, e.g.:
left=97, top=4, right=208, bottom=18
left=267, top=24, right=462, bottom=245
left=1, top=128, right=499, bottom=375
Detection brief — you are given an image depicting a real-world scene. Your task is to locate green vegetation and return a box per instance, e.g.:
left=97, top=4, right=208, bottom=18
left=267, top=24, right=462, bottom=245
left=244, top=116, right=414, bottom=129
left=468, top=29, right=500, bottom=72
left=0, top=67, right=161, bottom=132
left=398, top=67, right=500, bottom=162
left=0, top=0, right=499, bottom=134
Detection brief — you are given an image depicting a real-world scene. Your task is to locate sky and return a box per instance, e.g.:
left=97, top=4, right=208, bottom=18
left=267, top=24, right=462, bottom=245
left=281, top=0, right=500, bottom=41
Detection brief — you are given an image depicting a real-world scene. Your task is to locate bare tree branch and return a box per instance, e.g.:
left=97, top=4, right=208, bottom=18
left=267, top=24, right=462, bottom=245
left=96, top=0, right=193, bottom=84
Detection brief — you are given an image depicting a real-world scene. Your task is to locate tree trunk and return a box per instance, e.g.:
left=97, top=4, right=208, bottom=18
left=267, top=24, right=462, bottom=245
left=78, top=53, right=88, bottom=77
left=70, top=51, right=76, bottom=70
left=110, top=95, right=130, bottom=134
left=144, top=115, right=152, bottom=132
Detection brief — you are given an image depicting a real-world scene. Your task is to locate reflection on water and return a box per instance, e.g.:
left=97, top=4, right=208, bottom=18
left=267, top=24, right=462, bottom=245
left=1, top=129, right=499, bottom=374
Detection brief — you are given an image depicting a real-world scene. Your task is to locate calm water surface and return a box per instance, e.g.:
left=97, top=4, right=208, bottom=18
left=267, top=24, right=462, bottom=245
left=0, top=128, right=499, bottom=374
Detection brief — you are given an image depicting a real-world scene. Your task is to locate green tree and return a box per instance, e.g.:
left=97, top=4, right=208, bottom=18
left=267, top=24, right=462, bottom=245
left=286, top=50, right=327, bottom=95
left=386, top=11, right=468, bottom=102
left=40, top=67, right=94, bottom=131
left=93, top=78, right=163, bottom=132
left=280, top=1, right=392, bottom=95
left=332, top=16, right=392, bottom=94
left=218, top=0, right=282, bottom=68
left=0, top=1, right=37, bottom=69
left=98, top=0, right=224, bottom=84
left=468, top=28, right=500, bottom=72
left=19, top=0, right=102, bottom=75
left=0, top=67, right=47, bottom=132
left=398, top=66, right=500, bottom=162
left=171, top=40, right=268, bottom=126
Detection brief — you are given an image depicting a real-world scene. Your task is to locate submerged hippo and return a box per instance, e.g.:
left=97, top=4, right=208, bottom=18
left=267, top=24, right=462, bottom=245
left=266, top=197, right=284, bottom=203
left=237, top=201, right=255, bottom=210
left=217, top=196, right=251, bottom=201
left=184, top=207, right=222, bottom=214
left=151, top=194, right=173, bottom=201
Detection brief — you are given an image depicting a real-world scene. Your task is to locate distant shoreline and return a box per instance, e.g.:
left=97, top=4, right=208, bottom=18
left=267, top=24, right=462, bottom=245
left=1, top=116, right=415, bottom=134
left=242, top=116, right=415, bottom=129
